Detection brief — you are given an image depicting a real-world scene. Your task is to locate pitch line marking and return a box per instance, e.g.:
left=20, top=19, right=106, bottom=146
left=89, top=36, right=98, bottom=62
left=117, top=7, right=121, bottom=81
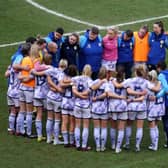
left=1, top=0, right=168, bottom=48
left=26, top=0, right=103, bottom=29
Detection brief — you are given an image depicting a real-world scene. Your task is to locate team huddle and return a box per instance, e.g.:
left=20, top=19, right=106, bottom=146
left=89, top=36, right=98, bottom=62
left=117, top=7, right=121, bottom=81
left=5, top=20, right=168, bottom=153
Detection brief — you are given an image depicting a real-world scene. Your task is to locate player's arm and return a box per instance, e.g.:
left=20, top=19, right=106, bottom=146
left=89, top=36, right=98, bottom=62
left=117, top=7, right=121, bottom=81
left=131, top=95, right=145, bottom=102
left=18, top=74, right=34, bottom=82
left=108, top=91, right=126, bottom=100
left=72, top=86, right=88, bottom=99
left=4, top=66, right=11, bottom=78
left=47, top=75, right=64, bottom=93
left=60, top=78, right=72, bottom=88
left=127, top=88, right=147, bottom=96
left=112, top=80, right=123, bottom=88
left=13, top=63, right=30, bottom=71
left=31, top=70, right=46, bottom=76
left=158, top=74, right=168, bottom=92
left=150, top=82, right=161, bottom=92
left=34, top=60, right=51, bottom=71
left=156, top=74, right=168, bottom=98
left=90, top=79, right=106, bottom=90
left=92, top=92, right=107, bottom=102
left=81, top=90, right=90, bottom=96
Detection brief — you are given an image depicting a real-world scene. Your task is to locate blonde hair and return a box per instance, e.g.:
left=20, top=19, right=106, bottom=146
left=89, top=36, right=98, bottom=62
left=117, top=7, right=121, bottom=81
left=82, top=64, right=92, bottom=77
left=98, top=66, right=107, bottom=79
left=43, top=54, right=52, bottom=65
left=108, top=27, right=119, bottom=34
left=135, top=64, right=147, bottom=78
left=59, top=59, right=68, bottom=70
left=30, top=44, right=40, bottom=59
left=148, top=70, right=158, bottom=82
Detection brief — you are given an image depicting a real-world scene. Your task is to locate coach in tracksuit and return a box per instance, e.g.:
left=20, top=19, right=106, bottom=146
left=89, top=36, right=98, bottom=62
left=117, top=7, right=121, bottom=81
left=46, top=42, right=58, bottom=67
left=117, top=30, right=134, bottom=79
left=147, top=21, right=168, bottom=71
left=45, top=27, right=64, bottom=67
left=60, top=33, right=80, bottom=66
left=157, top=61, right=168, bottom=148
left=79, top=27, right=103, bottom=80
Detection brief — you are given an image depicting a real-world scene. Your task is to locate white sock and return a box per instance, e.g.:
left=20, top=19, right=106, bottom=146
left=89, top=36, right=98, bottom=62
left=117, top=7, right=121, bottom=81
left=125, top=126, right=132, bottom=145
left=26, top=112, right=33, bottom=136
left=116, top=130, right=124, bottom=149
left=101, top=128, right=107, bottom=148
left=16, top=112, right=25, bottom=134
left=110, top=128, right=116, bottom=147
left=75, top=127, right=80, bottom=148
left=69, top=132, right=74, bottom=145
left=94, top=127, right=100, bottom=148
left=54, top=120, right=60, bottom=142
left=35, top=120, right=42, bottom=138
left=9, top=113, right=16, bottom=131
left=82, top=128, right=89, bottom=148
left=46, top=119, right=53, bottom=141
left=150, top=127, right=156, bottom=146
left=155, top=126, right=159, bottom=149
left=62, top=131, right=68, bottom=145
left=136, top=128, right=143, bottom=148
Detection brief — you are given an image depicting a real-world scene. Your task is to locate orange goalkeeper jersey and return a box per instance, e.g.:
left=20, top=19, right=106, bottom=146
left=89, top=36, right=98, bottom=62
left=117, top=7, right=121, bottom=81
left=133, top=32, right=150, bottom=62
left=20, top=56, right=35, bottom=88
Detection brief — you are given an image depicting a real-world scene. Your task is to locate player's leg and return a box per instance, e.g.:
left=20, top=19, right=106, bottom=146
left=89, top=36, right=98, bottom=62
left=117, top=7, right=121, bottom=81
left=100, top=118, right=108, bottom=152
left=25, top=91, right=34, bottom=136
left=35, top=102, right=45, bottom=142
left=155, top=119, right=160, bottom=149
left=53, top=102, right=62, bottom=145
left=148, top=120, right=157, bottom=151
left=81, top=108, right=91, bottom=151
left=16, top=89, right=26, bottom=135
left=124, top=112, right=135, bottom=149
left=162, top=115, right=168, bottom=148
left=69, top=112, right=75, bottom=146
left=8, top=105, right=16, bottom=134
left=93, top=118, right=101, bottom=152
left=135, top=119, right=144, bottom=152
left=46, top=110, right=54, bottom=143
left=75, top=118, right=81, bottom=150
left=46, top=98, right=54, bottom=143
left=61, top=112, right=69, bottom=147
left=116, top=119, right=126, bottom=153
left=16, top=101, right=26, bottom=135
left=7, top=96, right=17, bottom=134
left=74, top=106, right=82, bottom=149
left=110, top=117, right=117, bottom=150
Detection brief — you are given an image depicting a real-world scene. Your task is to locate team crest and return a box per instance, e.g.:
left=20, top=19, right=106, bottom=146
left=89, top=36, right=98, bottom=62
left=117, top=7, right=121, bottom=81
left=160, top=40, right=164, bottom=48
left=87, top=44, right=91, bottom=48
left=130, top=42, right=133, bottom=49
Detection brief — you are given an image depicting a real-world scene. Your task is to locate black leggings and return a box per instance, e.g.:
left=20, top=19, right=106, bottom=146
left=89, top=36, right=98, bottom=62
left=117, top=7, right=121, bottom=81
left=162, top=107, right=168, bottom=144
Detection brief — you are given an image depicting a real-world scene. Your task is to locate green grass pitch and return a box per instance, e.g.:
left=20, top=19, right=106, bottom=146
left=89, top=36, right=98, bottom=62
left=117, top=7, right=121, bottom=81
left=1, top=0, right=168, bottom=167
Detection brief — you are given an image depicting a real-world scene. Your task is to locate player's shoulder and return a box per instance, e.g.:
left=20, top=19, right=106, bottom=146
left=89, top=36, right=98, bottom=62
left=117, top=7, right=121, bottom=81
left=93, top=78, right=100, bottom=83
left=22, top=56, right=31, bottom=63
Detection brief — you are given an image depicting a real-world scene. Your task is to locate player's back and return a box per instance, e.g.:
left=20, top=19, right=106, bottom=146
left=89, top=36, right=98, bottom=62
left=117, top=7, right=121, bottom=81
left=20, top=56, right=35, bottom=88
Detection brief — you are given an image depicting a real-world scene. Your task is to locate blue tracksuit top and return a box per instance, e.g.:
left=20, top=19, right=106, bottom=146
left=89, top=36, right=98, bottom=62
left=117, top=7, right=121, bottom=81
left=46, top=47, right=58, bottom=67
left=45, top=32, right=64, bottom=63
left=60, top=37, right=80, bottom=66
left=79, top=30, right=103, bottom=72
left=117, top=32, right=134, bottom=63
left=148, top=32, right=168, bottom=65
left=11, top=45, right=22, bottom=65
left=157, top=70, right=168, bottom=107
